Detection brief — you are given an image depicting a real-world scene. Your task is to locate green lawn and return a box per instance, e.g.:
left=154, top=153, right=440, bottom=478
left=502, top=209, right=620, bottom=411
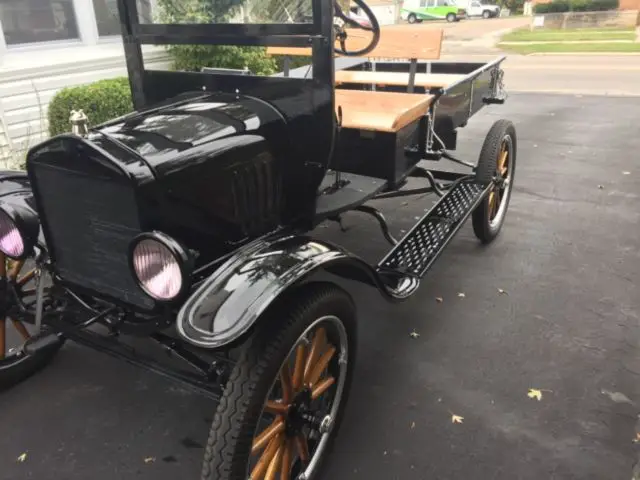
left=501, top=26, right=636, bottom=42
left=497, top=41, right=640, bottom=54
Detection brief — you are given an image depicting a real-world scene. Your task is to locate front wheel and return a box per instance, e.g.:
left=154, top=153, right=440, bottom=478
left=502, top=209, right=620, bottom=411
left=202, top=284, right=356, bottom=480
left=472, top=120, right=517, bottom=244
left=407, top=13, right=417, bottom=23
left=446, top=13, right=456, bottom=22
left=482, top=10, right=491, bottom=18
left=0, top=255, right=64, bottom=391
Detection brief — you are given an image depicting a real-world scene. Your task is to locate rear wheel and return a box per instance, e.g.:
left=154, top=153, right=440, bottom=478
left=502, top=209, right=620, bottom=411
left=202, top=284, right=356, bottom=480
left=472, top=120, right=517, bottom=244
left=482, top=10, right=491, bottom=18
left=0, top=254, right=63, bottom=391
left=446, top=12, right=456, bottom=22
left=408, top=13, right=417, bottom=23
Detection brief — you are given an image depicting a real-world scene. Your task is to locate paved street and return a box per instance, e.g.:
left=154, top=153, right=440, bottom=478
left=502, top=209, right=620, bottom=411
left=445, top=53, right=640, bottom=96
left=1, top=92, right=639, bottom=479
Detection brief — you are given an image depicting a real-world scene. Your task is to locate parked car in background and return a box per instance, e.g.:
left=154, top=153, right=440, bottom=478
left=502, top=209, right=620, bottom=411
left=400, top=0, right=466, bottom=23
left=456, top=0, right=500, bottom=18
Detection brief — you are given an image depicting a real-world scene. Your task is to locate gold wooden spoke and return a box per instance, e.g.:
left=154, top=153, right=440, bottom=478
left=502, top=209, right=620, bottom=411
left=303, top=328, right=326, bottom=386
left=264, top=439, right=285, bottom=480
left=280, top=362, right=293, bottom=404
left=9, top=317, right=31, bottom=341
left=311, top=376, right=336, bottom=401
left=498, top=148, right=508, bottom=177
left=251, top=434, right=284, bottom=480
left=307, top=346, right=336, bottom=388
left=264, top=401, right=289, bottom=415
left=292, top=344, right=306, bottom=393
left=252, top=418, right=285, bottom=454
left=0, top=257, right=34, bottom=361
left=280, top=438, right=293, bottom=480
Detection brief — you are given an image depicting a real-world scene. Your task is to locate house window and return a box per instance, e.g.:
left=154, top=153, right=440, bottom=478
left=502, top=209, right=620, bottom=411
left=93, top=0, right=152, bottom=36
left=0, top=0, right=79, bottom=46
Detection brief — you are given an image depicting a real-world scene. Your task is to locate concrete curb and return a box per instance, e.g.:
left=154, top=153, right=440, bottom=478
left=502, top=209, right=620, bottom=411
left=526, top=51, right=640, bottom=55
left=507, top=88, right=640, bottom=96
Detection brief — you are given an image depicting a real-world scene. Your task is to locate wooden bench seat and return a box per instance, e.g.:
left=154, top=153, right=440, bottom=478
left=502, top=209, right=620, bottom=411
left=335, top=70, right=465, bottom=89
left=335, top=90, right=434, bottom=133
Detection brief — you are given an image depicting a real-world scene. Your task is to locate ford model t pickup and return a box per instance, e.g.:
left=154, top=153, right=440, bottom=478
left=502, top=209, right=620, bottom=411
left=0, top=0, right=515, bottom=478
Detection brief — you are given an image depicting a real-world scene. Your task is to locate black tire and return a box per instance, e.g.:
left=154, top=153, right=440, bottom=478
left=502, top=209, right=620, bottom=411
left=0, top=329, right=63, bottom=392
left=446, top=13, right=456, bottom=22
left=408, top=13, right=417, bottom=23
left=472, top=120, right=517, bottom=244
left=201, top=283, right=357, bottom=480
left=482, top=10, right=491, bottom=18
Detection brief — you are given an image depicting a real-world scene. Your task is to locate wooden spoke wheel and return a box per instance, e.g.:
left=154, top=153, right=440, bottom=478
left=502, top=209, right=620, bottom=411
left=202, top=284, right=356, bottom=480
left=472, top=119, right=517, bottom=244
left=0, top=253, right=63, bottom=391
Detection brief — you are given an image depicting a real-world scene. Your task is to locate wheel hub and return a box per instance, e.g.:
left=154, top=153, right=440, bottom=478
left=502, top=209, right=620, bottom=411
left=285, top=388, right=314, bottom=436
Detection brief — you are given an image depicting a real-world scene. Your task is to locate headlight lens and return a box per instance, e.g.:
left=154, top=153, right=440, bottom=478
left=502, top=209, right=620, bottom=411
left=0, top=209, right=25, bottom=258
left=132, top=238, right=183, bottom=300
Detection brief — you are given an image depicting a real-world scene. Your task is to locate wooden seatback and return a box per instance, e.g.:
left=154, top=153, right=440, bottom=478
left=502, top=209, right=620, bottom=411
left=266, top=26, right=443, bottom=61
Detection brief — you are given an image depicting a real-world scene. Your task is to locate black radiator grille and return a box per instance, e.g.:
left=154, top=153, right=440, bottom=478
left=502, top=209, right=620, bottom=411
left=32, top=165, right=154, bottom=310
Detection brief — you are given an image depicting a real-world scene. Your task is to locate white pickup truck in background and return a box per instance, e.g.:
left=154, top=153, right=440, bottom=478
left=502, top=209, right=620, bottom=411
left=456, top=0, right=500, bottom=18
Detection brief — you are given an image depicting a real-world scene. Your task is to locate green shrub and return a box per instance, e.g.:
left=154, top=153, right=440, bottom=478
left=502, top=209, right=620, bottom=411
left=165, top=44, right=277, bottom=75
left=156, top=0, right=278, bottom=75
left=533, top=0, right=618, bottom=13
left=48, top=77, right=133, bottom=137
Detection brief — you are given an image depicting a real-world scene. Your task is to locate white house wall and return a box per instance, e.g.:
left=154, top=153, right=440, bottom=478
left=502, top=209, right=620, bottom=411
left=0, top=47, right=170, bottom=169
left=371, top=4, right=398, bottom=25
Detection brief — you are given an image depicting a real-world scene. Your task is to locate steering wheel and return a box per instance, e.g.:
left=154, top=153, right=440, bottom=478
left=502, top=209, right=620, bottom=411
left=333, top=0, right=381, bottom=57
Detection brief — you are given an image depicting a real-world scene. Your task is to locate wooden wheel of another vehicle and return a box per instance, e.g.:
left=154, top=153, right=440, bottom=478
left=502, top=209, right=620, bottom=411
left=201, top=284, right=356, bottom=480
left=472, top=119, right=517, bottom=244
left=0, top=253, right=63, bottom=391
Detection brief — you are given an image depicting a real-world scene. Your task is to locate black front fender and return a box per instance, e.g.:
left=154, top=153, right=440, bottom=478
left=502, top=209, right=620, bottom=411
left=176, top=234, right=401, bottom=349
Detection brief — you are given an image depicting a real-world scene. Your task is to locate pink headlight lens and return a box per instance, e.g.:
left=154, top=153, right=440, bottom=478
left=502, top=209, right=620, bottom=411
left=132, top=238, right=182, bottom=300
left=0, top=210, right=24, bottom=258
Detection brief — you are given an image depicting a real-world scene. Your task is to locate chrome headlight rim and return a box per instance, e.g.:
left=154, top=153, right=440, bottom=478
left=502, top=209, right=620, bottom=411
left=128, top=231, right=193, bottom=302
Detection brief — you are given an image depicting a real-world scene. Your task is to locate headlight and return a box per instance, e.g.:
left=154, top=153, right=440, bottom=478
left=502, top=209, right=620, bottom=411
left=0, top=202, right=39, bottom=260
left=129, top=232, right=192, bottom=301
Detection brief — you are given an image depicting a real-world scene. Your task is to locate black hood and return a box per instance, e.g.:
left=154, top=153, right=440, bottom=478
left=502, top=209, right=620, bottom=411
left=93, top=91, right=288, bottom=178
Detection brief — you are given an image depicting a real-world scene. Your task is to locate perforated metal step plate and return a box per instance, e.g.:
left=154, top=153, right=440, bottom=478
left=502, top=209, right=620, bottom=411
left=377, top=179, right=487, bottom=278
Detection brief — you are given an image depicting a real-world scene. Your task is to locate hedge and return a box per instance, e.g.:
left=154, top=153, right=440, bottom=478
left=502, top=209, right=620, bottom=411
left=534, top=0, right=619, bottom=13
left=48, top=77, right=133, bottom=137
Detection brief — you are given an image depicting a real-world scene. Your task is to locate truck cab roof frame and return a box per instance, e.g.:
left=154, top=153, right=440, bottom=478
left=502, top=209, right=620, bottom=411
left=115, top=0, right=336, bottom=111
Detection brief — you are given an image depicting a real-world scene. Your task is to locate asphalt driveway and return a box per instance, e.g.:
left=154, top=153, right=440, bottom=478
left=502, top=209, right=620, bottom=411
left=1, top=92, right=639, bottom=480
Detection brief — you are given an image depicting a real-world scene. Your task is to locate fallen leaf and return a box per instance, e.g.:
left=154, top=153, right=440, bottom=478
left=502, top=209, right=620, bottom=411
left=144, top=457, right=156, bottom=464
left=435, top=297, right=443, bottom=303
left=597, top=185, right=604, bottom=189
left=409, top=330, right=420, bottom=339
left=633, top=432, right=640, bottom=443
left=457, top=292, right=465, bottom=298
left=623, top=171, right=631, bottom=175
left=17, top=453, right=27, bottom=463
left=451, top=414, right=464, bottom=424
left=528, top=388, right=543, bottom=401
left=498, top=288, right=508, bottom=295
left=411, top=421, right=416, bottom=429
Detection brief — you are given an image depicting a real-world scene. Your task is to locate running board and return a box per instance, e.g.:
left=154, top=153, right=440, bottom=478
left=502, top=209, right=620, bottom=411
left=377, top=178, right=488, bottom=279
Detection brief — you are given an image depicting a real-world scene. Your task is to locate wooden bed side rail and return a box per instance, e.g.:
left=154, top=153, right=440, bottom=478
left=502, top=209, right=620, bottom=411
left=267, top=27, right=444, bottom=78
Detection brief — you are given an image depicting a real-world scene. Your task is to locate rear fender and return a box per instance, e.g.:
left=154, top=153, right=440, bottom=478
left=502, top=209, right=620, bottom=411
left=176, top=234, right=393, bottom=349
